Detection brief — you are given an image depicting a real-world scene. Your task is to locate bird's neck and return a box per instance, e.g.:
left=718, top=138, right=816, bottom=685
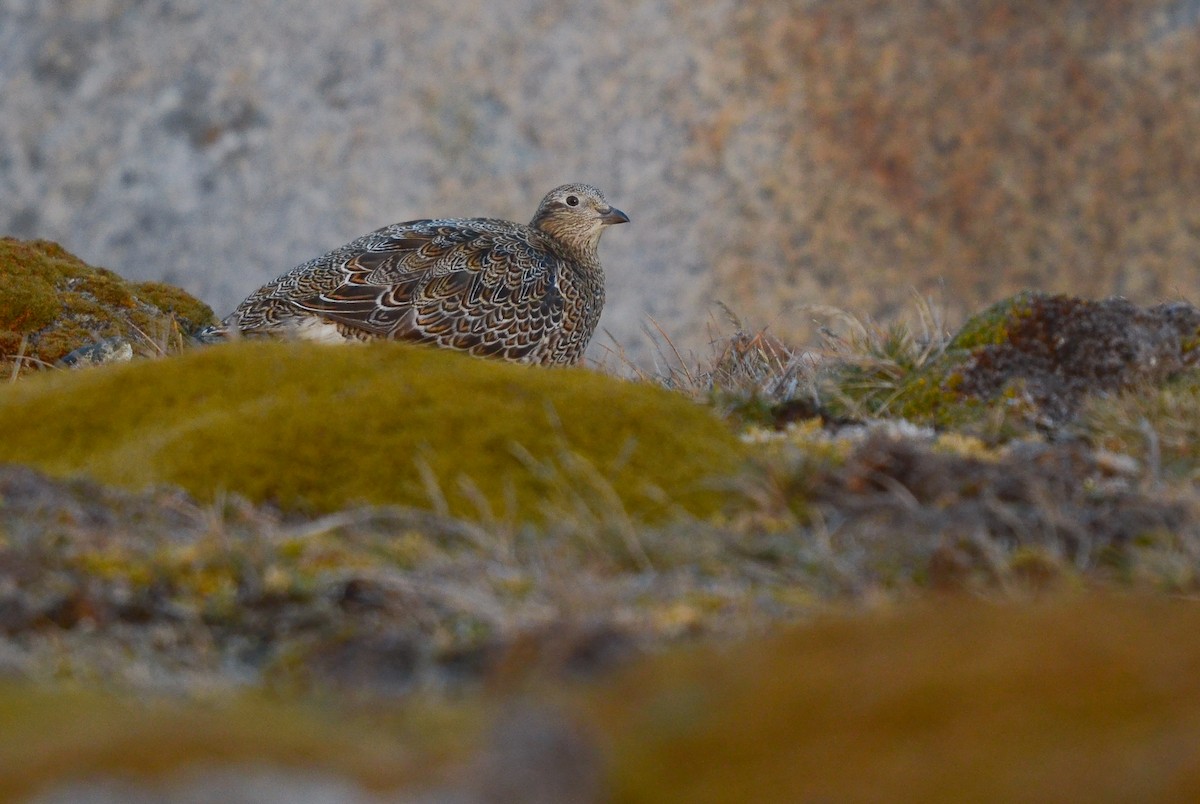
left=532, top=220, right=603, bottom=262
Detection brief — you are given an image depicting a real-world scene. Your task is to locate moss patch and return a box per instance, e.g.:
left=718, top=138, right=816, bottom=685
left=0, top=340, right=746, bottom=521
left=0, top=238, right=216, bottom=375
left=945, top=291, right=1040, bottom=351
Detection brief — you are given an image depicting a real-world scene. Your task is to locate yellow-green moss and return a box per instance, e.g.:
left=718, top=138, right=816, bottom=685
left=0, top=238, right=216, bottom=374
left=946, top=291, right=1042, bottom=351
left=73, top=270, right=137, bottom=309
left=885, top=359, right=975, bottom=426
left=0, top=240, right=78, bottom=332
left=132, top=280, right=221, bottom=330
left=0, top=341, right=747, bottom=521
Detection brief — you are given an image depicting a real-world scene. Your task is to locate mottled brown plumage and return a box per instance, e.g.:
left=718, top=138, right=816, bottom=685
left=200, top=184, right=628, bottom=365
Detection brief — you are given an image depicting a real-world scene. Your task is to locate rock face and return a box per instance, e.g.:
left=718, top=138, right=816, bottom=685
left=3, top=2, right=1200, bottom=361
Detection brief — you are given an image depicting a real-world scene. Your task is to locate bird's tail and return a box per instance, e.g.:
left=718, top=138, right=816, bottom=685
left=191, top=324, right=236, bottom=345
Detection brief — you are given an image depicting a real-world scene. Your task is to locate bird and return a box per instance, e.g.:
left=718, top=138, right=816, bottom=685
left=199, top=184, right=629, bottom=366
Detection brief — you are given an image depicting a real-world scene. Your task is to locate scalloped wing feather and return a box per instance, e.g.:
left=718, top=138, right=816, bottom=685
left=291, top=221, right=565, bottom=360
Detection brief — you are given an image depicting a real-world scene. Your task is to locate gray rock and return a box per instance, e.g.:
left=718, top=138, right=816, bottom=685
left=57, top=335, right=133, bottom=368
left=0, top=0, right=751, bottom=362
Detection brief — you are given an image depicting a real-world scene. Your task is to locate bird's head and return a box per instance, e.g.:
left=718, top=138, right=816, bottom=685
left=529, top=184, right=629, bottom=250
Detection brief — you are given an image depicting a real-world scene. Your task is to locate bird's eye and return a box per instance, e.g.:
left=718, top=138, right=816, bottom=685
left=565, top=195, right=579, bottom=207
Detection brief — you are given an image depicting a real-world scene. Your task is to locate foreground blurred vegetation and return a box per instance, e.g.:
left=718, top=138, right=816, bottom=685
left=5, top=232, right=1200, bottom=798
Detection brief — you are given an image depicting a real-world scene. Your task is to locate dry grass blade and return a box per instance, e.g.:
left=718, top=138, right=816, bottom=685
left=508, top=440, right=654, bottom=573
left=126, top=318, right=166, bottom=358
left=281, top=505, right=500, bottom=554
left=7, top=334, right=29, bottom=382
left=597, top=328, right=654, bottom=382
left=644, top=315, right=696, bottom=388
left=5, top=335, right=60, bottom=380
left=415, top=454, right=451, bottom=518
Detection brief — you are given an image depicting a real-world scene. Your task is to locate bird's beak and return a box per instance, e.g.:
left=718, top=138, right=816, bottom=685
left=599, top=206, right=630, bottom=225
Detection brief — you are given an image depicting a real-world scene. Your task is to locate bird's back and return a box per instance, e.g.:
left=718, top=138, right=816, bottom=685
left=215, top=218, right=597, bottom=363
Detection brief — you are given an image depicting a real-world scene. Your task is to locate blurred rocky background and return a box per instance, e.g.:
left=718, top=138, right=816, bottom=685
left=3, top=0, right=1200, bottom=362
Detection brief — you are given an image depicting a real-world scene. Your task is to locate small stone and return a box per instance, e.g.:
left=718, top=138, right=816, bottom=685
left=57, top=336, right=134, bottom=368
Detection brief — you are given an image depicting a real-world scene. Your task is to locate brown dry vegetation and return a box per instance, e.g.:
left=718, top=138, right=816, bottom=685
left=593, top=594, right=1200, bottom=802
left=6, top=596, right=1200, bottom=801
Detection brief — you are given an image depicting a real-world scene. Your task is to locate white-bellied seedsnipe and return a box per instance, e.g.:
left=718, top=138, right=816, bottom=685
left=199, top=184, right=629, bottom=365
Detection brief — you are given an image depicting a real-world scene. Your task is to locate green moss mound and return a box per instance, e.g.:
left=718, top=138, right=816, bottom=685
left=0, top=341, right=746, bottom=521
left=0, top=238, right=216, bottom=375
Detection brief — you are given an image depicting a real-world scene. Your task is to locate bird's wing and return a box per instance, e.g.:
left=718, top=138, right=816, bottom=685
left=292, top=221, right=565, bottom=359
